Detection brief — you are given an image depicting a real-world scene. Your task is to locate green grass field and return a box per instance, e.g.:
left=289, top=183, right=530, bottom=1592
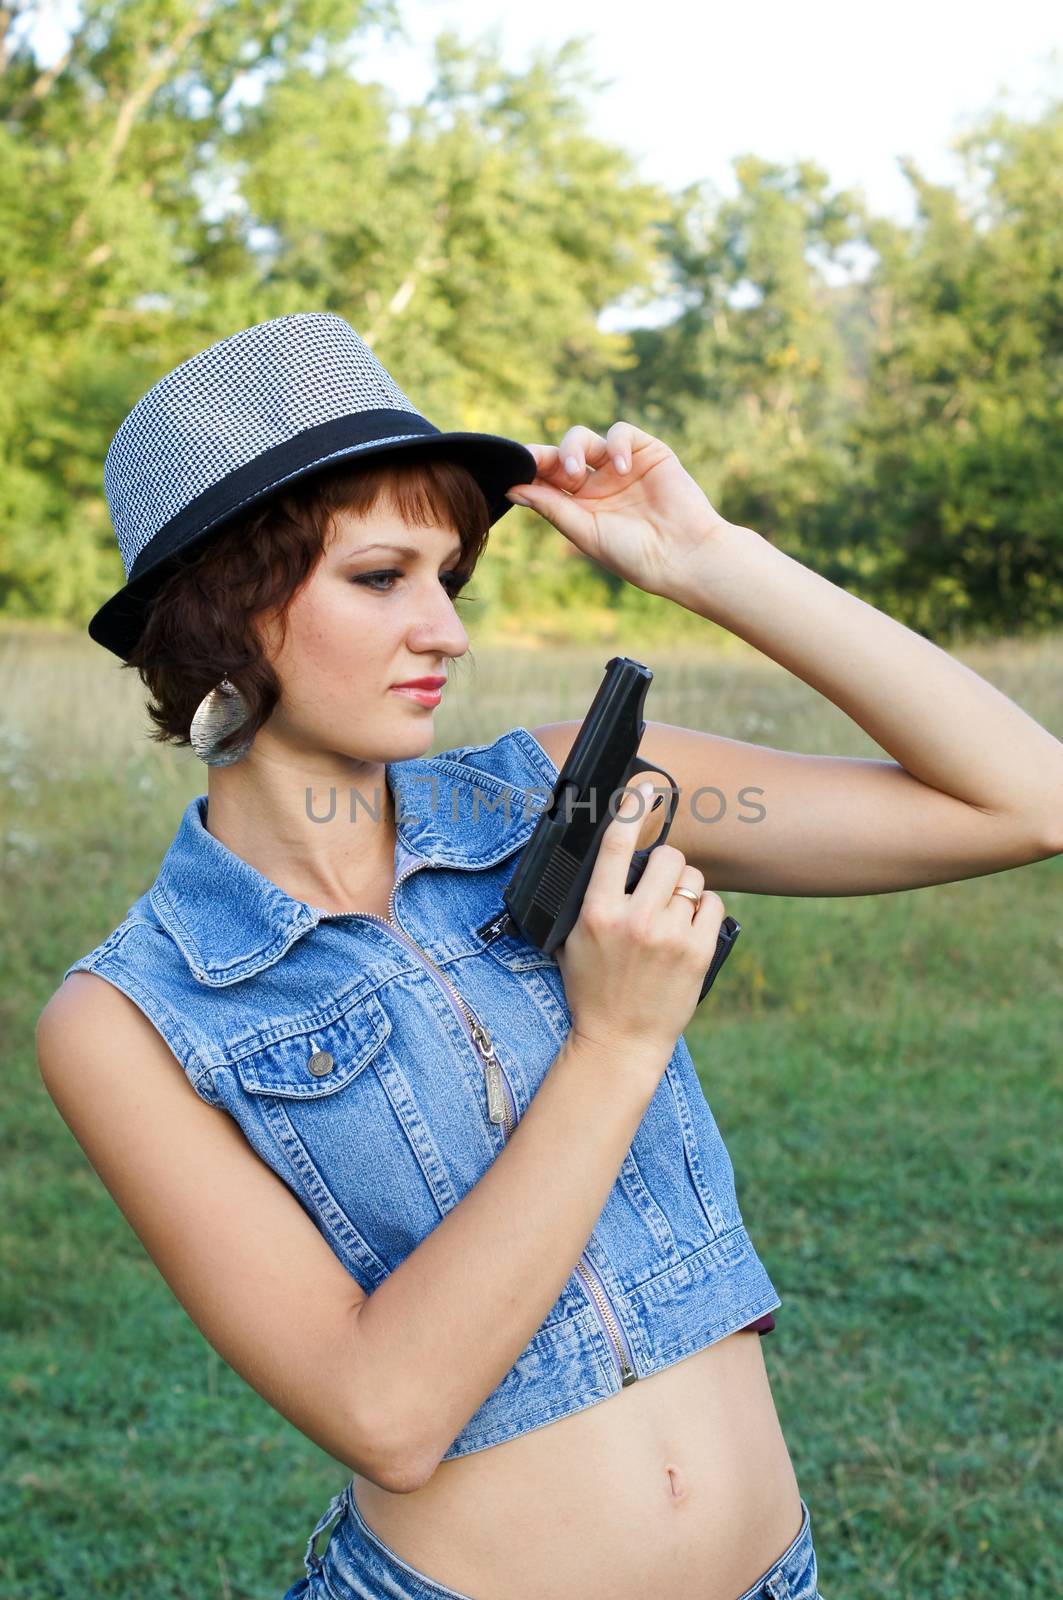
left=2, top=622, right=1060, bottom=1599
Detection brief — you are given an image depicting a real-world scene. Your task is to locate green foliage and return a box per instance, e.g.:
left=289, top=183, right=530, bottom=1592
left=841, top=107, right=1063, bottom=638
left=613, top=154, right=866, bottom=562
left=1, top=6, right=1062, bottom=644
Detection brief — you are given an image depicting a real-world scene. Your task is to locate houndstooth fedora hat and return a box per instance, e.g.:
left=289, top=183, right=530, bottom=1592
left=89, top=311, right=538, bottom=660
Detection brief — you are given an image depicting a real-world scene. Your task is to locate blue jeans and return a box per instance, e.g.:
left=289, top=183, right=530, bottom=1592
left=282, top=1480, right=822, bottom=1599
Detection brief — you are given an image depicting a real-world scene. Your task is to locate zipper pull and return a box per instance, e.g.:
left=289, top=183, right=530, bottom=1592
left=470, top=1017, right=494, bottom=1057
left=484, top=1060, right=508, bottom=1125
left=471, top=1020, right=508, bottom=1124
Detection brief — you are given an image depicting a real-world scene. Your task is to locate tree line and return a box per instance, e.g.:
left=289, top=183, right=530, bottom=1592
left=2, top=1, right=1060, bottom=645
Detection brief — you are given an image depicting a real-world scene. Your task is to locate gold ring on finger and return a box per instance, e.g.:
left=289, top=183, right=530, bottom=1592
left=671, top=886, right=702, bottom=908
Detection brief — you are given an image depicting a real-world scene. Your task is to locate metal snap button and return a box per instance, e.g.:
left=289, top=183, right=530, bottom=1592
left=307, top=1050, right=335, bottom=1076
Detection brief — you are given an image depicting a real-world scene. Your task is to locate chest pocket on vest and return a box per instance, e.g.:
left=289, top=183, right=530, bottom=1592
left=231, top=990, right=465, bottom=1284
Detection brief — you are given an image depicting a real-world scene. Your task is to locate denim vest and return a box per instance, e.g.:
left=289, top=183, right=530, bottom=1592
left=63, top=726, right=781, bottom=1460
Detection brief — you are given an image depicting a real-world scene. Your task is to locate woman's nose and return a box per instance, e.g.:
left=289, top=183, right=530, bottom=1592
left=411, top=591, right=470, bottom=657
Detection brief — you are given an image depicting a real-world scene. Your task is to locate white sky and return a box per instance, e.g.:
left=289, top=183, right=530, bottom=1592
left=21, top=0, right=1063, bottom=322
left=351, top=0, right=1060, bottom=219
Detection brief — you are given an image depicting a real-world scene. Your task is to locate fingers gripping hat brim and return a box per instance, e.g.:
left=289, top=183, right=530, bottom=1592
left=87, top=313, right=539, bottom=662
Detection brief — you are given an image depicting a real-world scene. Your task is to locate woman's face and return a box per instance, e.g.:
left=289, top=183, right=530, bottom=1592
left=255, top=498, right=474, bottom=764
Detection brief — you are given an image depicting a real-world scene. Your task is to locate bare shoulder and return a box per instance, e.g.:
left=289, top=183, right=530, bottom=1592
left=35, top=970, right=260, bottom=1226
left=37, top=969, right=199, bottom=1104
left=40, top=966, right=167, bottom=1048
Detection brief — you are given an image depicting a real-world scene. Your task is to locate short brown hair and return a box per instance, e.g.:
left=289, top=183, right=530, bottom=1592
left=124, top=451, right=491, bottom=758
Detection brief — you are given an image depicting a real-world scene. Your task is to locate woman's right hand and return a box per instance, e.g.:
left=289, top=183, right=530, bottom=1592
left=554, top=780, right=728, bottom=1059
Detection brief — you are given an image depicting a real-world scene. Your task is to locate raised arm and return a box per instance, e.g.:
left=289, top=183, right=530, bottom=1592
left=506, top=421, right=1063, bottom=894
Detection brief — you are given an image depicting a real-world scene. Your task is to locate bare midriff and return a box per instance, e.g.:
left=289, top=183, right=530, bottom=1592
left=353, top=1325, right=803, bottom=1600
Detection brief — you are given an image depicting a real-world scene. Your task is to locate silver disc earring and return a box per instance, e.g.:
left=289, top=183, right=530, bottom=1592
left=189, top=677, right=255, bottom=767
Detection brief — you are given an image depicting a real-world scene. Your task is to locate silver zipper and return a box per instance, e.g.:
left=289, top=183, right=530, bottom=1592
left=321, top=864, right=637, bottom=1387
left=574, top=1255, right=637, bottom=1386
left=319, top=862, right=515, bottom=1136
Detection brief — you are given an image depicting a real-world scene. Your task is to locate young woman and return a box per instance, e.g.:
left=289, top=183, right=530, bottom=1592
left=37, top=313, right=1062, bottom=1600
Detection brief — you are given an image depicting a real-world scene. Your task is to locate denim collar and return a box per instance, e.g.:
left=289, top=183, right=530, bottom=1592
left=148, top=749, right=548, bottom=985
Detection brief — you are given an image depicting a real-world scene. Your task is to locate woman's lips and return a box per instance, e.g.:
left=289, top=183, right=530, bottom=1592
left=391, top=685, right=443, bottom=706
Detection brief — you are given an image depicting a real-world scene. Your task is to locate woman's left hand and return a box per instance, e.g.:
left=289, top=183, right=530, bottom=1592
left=504, top=422, right=732, bottom=599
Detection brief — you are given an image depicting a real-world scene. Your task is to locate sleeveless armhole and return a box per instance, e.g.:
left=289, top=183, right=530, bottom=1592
left=63, top=928, right=221, bottom=1110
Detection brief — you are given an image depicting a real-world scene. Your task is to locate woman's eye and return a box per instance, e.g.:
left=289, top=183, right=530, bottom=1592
left=353, top=570, right=402, bottom=592
left=352, top=570, right=477, bottom=603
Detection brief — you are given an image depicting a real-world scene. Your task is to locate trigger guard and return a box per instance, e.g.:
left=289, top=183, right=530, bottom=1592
left=622, top=758, right=680, bottom=847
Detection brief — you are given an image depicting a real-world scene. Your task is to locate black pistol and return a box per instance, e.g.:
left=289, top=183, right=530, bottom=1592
left=490, top=656, right=740, bottom=1005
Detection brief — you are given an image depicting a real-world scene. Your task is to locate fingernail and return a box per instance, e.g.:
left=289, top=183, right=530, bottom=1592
left=564, top=455, right=580, bottom=476
left=507, top=492, right=531, bottom=506
left=613, top=454, right=628, bottom=472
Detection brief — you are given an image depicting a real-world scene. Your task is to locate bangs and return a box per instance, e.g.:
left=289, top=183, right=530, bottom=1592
left=313, top=452, right=492, bottom=572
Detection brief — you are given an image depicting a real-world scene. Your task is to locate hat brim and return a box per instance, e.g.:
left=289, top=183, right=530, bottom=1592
left=88, top=427, right=538, bottom=661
